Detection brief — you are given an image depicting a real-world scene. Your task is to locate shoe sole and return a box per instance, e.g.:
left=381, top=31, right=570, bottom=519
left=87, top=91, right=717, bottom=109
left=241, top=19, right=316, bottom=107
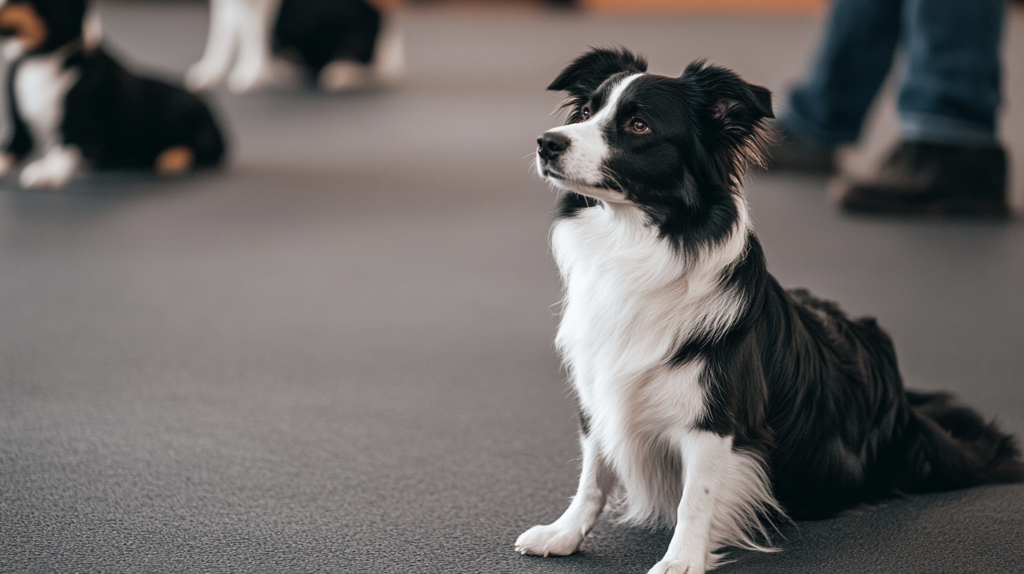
left=829, top=179, right=1010, bottom=219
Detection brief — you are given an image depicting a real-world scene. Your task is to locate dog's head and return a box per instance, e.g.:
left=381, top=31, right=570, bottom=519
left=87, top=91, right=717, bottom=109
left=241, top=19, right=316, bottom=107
left=0, top=0, right=90, bottom=59
left=537, top=48, right=774, bottom=237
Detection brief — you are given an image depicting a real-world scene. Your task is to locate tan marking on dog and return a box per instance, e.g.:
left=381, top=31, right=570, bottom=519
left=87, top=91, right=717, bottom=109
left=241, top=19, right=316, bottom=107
left=0, top=3, right=48, bottom=52
left=82, top=4, right=102, bottom=51
left=155, top=146, right=194, bottom=175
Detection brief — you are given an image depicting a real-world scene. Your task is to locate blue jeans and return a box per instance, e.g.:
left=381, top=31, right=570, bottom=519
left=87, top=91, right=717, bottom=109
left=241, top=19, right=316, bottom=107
left=780, top=0, right=1007, bottom=148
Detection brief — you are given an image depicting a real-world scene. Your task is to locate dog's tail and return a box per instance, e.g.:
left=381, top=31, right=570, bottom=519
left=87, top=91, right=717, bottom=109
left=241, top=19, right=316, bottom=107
left=901, top=391, right=1024, bottom=493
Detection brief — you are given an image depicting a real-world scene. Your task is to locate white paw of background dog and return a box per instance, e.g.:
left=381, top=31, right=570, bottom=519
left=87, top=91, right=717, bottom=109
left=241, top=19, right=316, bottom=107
left=184, top=62, right=224, bottom=92
left=226, top=64, right=277, bottom=94
left=317, top=61, right=372, bottom=92
left=0, top=153, right=15, bottom=178
left=19, top=147, right=81, bottom=189
left=514, top=523, right=585, bottom=557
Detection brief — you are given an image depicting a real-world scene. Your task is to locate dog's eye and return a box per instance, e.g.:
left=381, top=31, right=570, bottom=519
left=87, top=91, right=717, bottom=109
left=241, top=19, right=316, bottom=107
left=580, top=106, right=591, bottom=121
left=629, top=119, right=649, bottom=133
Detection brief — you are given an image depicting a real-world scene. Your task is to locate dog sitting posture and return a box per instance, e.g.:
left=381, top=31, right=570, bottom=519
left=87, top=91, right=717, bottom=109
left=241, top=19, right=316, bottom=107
left=0, top=0, right=226, bottom=189
left=516, top=48, right=1023, bottom=574
left=185, top=0, right=403, bottom=94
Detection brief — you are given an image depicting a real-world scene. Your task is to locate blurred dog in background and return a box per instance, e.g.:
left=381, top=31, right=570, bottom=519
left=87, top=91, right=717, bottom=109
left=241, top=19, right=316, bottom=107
left=185, top=0, right=404, bottom=93
left=0, top=0, right=226, bottom=189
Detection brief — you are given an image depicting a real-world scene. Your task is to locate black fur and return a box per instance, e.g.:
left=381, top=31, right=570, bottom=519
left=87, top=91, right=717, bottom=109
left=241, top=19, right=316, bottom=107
left=4, top=68, right=33, bottom=161
left=274, top=0, right=382, bottom=76
left=63, top=49, right=225, bottom=170
left=9, top=0, right=86, bottom=53
left=555, top=190, right=599, bottom=219
left=550, top=47, right=1024, bottom=520
left=2, top=0, right=226, bottom=173
left=578, top=408, right=592, bottom=437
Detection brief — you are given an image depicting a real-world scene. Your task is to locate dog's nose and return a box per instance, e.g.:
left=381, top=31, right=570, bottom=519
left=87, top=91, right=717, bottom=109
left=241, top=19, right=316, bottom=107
left=538, top=132, right=571, bottom=160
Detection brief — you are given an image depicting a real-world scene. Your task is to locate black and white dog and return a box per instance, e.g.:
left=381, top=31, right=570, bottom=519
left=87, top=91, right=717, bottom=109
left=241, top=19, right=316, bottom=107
left=185, top=0, right=403, bottom=93
left=0, top=0, right=226, bottom=189
left=516, top=48, right=1023, bottom=574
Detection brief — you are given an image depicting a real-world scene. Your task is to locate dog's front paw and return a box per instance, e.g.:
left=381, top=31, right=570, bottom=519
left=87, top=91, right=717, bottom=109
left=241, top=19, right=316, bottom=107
left=226, top=64, right=275, bottom=94
left=515, top=523, right=585, bottom=557
left=317, top=61, right=372, bottom=92
left=0, top=152, right=16, bottom=178
left=19, top=148, right=80, bottom=189
left=647, top=559, right=704, bottom=574
left=184, top=62, right=225, bottom=92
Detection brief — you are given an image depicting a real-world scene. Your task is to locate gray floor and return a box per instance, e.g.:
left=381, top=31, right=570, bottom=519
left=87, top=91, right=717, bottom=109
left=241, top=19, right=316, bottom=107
left=3, top=2, right=1024, bottom=573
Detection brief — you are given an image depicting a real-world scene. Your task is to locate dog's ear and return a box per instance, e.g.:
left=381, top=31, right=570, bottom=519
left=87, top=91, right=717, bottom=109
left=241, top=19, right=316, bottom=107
left=548, top=48, right=647, bottom=122
left=681, top=61, right=776, bottom=180
left=548, top=47, right=648, bottom=94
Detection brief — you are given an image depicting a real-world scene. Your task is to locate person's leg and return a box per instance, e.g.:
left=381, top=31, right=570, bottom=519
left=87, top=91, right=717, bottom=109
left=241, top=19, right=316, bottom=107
left=835, top=0, right=1009, bottom=217
left=780, top=0, right=902, bottom=148
left=897, top=0, right=1006, bottom=146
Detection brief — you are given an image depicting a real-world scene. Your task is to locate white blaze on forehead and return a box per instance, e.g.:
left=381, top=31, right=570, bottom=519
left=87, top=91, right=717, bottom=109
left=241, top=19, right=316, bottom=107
left=544, top=73, right=644, bottom=188
left=590, top=72, right=644, bottom=125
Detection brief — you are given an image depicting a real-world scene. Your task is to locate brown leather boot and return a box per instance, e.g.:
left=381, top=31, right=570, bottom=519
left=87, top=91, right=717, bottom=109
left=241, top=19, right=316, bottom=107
left=833, top=141, right=1009, bottom=218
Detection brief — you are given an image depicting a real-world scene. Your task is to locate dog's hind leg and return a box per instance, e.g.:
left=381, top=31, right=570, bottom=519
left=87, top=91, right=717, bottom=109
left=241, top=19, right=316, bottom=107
left=318, top=18, right=405, bottom=92
left=648, top=432, right=779, bottom=574
left=186, top=0, right=243, bottom=91
left=515, top=433, right=615, bottom=557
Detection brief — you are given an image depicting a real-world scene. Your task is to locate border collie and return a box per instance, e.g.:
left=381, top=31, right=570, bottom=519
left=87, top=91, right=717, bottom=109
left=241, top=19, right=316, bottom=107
left=0, top=0, right=226, bottom=189
left=515, top=48, right=1023, bottom=574
left=185, top=0, right=403, bottom=93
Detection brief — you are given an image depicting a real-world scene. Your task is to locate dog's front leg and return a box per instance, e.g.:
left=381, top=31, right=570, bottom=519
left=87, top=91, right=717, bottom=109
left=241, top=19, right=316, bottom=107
left=227, top=0, right=278, bottom=93
left=186, top=0, right=242, bottom=91
left=648, top=432, right=737, bottom=574
left=516, top=433, right=615, bottom=557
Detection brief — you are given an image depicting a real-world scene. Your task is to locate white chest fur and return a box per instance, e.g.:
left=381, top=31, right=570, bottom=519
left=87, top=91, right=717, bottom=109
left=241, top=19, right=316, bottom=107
left=550, top=200, right=750, bottom=522
left=552, top=203, right=749, bottom=420
left=14, top=51, right=81, bottom=152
